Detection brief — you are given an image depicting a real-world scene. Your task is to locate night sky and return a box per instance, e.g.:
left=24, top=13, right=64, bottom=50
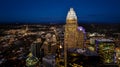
left=0, top=0, right=120, bottom=24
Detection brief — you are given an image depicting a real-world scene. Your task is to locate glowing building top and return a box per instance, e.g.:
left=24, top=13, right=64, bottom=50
left=66, top=8, right=77, bottom=20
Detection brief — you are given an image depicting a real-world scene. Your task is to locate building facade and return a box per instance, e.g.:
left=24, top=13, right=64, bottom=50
left=64, top=8, right=85, bottom=67
left=64, top=8, right=85, bottom=49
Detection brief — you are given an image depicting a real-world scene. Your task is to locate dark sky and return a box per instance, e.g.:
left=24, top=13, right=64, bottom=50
left=0, top=0, right=120, bottom=24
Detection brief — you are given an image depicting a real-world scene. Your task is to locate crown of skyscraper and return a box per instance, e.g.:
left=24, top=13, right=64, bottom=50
left=66, top=8, right=77, bottom=20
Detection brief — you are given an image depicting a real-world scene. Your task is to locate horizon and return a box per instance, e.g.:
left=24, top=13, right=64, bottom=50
left=0, top=21, right=120, bottom=24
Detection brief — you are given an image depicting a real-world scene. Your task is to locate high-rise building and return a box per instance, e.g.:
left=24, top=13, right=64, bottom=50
left=64, top=8, right=85, bottom=49
left=64, top=8, right=78, bottom=49
left=31, top=38, right=42, bottom=59
left=64, top=8, right=86, bottom=67
left=95, top=39, right=115, bottom=63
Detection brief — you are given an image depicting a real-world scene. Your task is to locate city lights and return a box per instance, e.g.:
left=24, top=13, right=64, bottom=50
left=0, top=7, right=120, bottom=67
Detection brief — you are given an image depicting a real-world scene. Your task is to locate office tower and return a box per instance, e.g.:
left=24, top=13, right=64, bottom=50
left=31, top=38, right=42, bottom=58
left=64, top=8, right=86, bottom=67
left=95, top=39, right=115, bottom=63
left=64, top=8, right=78, bottom=49
left=64, top=8, right=85, bottom=49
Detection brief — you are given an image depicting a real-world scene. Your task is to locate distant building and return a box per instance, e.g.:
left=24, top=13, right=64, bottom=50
left=26, top=52, right=39, bottom=67
left=95, top=39, right=115, bottom=63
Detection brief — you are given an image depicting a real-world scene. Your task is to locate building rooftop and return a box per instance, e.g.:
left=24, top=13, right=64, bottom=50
left=66, top=8, right=77, bottom=20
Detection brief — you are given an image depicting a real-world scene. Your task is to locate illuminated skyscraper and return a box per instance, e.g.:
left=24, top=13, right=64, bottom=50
left=64, top=8, right=78, bottom=49
left=64, top=8, right=85, bottom=49
left=64, top=8, right=86, bottom=67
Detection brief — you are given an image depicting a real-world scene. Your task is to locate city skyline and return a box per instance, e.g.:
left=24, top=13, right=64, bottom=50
left=0, top=2, right=120, bottom=66
left=0, top=0, right=120, bottom=24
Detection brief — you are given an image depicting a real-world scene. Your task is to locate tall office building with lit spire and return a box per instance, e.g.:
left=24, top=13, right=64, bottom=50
left=64, top=8, right=86, bottom=67
left=64, top=8, right=79, bottom=67
left=64, top=8, right=79, bottom=49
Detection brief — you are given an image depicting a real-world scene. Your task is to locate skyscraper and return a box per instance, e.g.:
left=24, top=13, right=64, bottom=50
left=64, top=8, right=86, bottom=67
left=64, top=8, right=85, bottom=49
left=31, top=38, right=42, bottom=58
left=64, top=8, right=78, bottom=49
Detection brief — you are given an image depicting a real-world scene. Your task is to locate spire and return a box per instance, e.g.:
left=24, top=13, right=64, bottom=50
left=66, top=8, right=77, bottom=20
